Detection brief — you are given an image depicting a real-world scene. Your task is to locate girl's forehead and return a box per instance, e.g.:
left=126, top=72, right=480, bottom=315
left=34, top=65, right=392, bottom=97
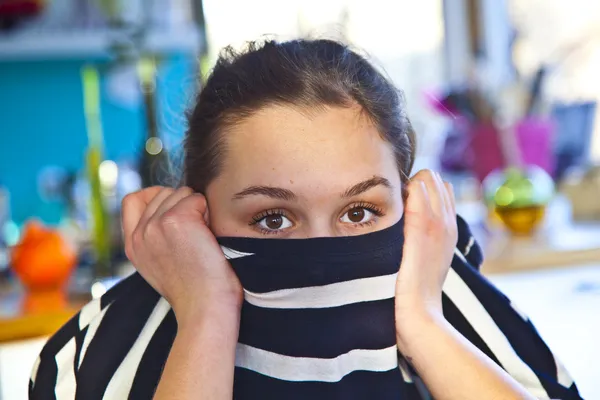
left=225, top=105, right=391, bottom=166
left=209, top=105, right=402, bottom=198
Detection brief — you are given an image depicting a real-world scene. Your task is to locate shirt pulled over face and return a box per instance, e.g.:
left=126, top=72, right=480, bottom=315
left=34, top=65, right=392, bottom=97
left=218, top=219, right=410, bottom=399
left=29, top=217, right=582, bottom=400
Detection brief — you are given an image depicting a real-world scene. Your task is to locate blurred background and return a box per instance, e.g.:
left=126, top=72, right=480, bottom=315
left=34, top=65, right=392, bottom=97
left=1, top=0, right=600, bottom=398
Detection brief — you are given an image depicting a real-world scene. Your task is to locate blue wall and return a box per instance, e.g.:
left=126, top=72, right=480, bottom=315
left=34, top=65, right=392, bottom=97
left=0, top=54, right=195, bottom=224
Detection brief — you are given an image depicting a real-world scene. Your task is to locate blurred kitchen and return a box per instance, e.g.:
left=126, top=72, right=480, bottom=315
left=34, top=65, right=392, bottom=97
left=1, top=0, right=600, bottom=398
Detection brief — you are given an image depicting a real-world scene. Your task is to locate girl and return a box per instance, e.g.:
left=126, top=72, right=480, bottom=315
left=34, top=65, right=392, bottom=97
left=30, top=39, right=580, bottom=400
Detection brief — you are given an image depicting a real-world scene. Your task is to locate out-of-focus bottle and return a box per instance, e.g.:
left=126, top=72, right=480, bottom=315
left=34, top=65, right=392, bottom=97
left=137, top=57, right=172, bottom=188
left=483, top=166, right=555, bottom=235
left=82, top=65, right=112, bottom=278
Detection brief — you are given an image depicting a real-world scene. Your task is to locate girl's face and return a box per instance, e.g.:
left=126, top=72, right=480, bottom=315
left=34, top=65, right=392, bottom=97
left=205, top=104, right=404, bottom=238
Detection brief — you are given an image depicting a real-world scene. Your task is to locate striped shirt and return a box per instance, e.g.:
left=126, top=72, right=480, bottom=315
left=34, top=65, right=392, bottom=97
left=29, top=217, right=582, bottom=399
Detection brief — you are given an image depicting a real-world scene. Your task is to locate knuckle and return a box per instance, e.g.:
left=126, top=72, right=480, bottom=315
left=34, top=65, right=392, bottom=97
left=159, top=210, right=182, bottom=231
left=124, top=241, right=135, bottom=262
left=147, top=186, right=166, bottom=196
left=407, top=179, right=421, bottom=190
left=131, top=226, right=145, bottom=249
left=414, top=169, right=434, bottom=180
left=438, top=218, right=458, bottom=242
left=424, top=214, right=450, bottom=236
left=159, top=187, right=175, bottom=198
left=427, top=217, right=440, bottom=233
left=121, top=192, right=136, bottom=209
left=192, top=192, right=207, bottom=203
left=177, top=186, right=194, bottom=196
left=406, top=179, right=424, bottom=196
left=179, top=193, right=206, bottom=211
left=422, top=171, right=437, bottom=183
left=145, top=218, right=164, bottom=239
left=420, top=211, right=437, bottom=229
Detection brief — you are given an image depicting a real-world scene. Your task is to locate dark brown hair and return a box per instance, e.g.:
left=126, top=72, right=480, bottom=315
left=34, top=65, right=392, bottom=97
left=184, top=39, right=416, bottom=192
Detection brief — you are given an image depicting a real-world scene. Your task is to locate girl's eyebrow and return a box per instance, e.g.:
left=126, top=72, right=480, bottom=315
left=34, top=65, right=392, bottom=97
left=232, top=176, right=392, bottom=201
left=341, top=176, right=392, bottom=198
left=232, top=186, right=297, bottom=201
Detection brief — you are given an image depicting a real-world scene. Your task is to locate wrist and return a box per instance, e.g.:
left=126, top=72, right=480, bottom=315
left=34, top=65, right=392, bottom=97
left=395, top=292, right=443, bottom=322
left=395, top=305, right=448, bottom=353
left=174, top=298, right=242, bottom=332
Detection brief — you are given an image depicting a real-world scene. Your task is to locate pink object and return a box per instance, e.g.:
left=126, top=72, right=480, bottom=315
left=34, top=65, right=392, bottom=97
left=468, top=118, right=555, bottom=182
left=469, top=122, right=505, bottom=182
left=515, top=118, right=555, bottom=176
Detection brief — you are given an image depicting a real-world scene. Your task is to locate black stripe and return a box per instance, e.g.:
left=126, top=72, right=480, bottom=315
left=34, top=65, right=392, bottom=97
left=75, top=281, right=161, bottom=400
left=233, top=367, right=408, bottom=400
left=73, top=326, right=88, bottom=377
left=100, top=273, right=147, bottom=309
left=127, top=310, right=177, bottom=400
left=219, top=218, right=404, bottom=258
left=238, top=298, right=396, bottom=358
left=455, top=215, right=483, bottom=269
left=450, top=257, right=558, bottom=380
left=442, top=293, right=501, bottom=366
left=30, top=312, right=80, bottom=400
left=30, top=355, right=57, bottom=400
left=230, top=249, right=402, bottom=293
left=566, top=383, right=583, bottom=399
left=530, top=373, right=582, bottom=400
left=39, top=313, right=80, bottom=359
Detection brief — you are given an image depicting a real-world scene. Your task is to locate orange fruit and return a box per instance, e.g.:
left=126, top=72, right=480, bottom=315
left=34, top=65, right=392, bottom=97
left=11, top=221, right=77, bottom=292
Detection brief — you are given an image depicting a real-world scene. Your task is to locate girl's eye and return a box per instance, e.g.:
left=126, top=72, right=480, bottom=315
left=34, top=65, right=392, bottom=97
left=341, top=207, right=376, bottom=224
left=257, top=214, right=293, bottom=231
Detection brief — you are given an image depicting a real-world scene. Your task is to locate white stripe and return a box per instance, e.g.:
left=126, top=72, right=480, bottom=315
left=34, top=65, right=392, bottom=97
left=102, top=298, right=172, bottom=399
left=463, top=236, right=475, bottom=256
left=508, top=301, right=574, bottom=388
left=398, top=357, right=413, bottom=383
left=510, top=301, right=529, bottom=322
left=235, top=344, right=398, bottom=382
left=443, top=255, right=549, bottom=398
left=243, top=273, right=397, bottom=309
left=221, top=246, right=254, bottom=260
left=555, top=357, right=574, bottom=388
left=78, top=298, right=101, bottom=330
left=30, top=356, right=41, bottom=385
left=454, top=248, right=468, bottom=264
left=78, top=304, right=111, bottom=369
left=54, top=337, right=77, bottom=400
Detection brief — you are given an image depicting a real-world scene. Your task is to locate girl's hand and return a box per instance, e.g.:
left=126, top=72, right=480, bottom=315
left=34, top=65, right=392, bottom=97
left=393, top=172, right=536, bottom=399
left=121, top=186, right=243, bottom=327
left=395, top=170, right=457, bottom=350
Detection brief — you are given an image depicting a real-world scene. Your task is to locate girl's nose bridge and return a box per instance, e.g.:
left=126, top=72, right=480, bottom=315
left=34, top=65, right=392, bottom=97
left=301, top=217, right=338, bottom=238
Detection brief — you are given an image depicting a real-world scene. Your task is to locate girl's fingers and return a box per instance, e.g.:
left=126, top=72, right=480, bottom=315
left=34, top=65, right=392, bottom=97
left=169, top=193, right=209, bottom=223
left=433, top=172, right=451, bottom=218
left=412, top=170, right=445, bottom=218
left=434, top=173, right=453, bottom=217
left=444, top=181, right=456, bottom=216
left=154, top=187, right=195, bottom=219
left=405, top=179, right=433, bottom=218
left=122, top=186, right=163, bottom=241
left=138, top=188, right=175, bottom=228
